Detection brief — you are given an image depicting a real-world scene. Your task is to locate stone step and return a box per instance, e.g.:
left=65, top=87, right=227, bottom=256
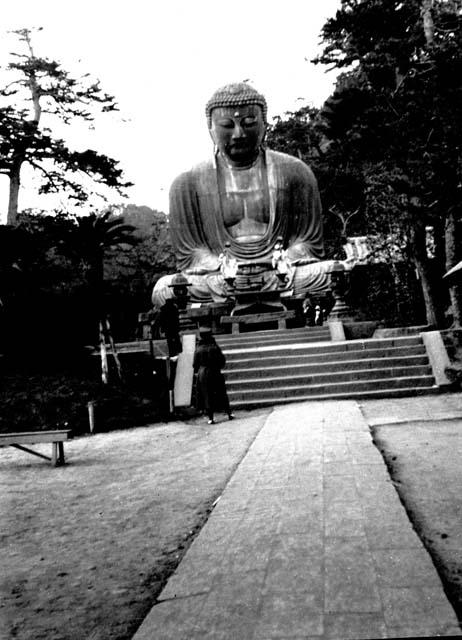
left=226, top=364, right=432, bottom=389
left=233, top=385, right=440, bottom=410
left=224, top=344, right=426, bottom=369
left=216, top=329, right=330, bottom=349
left=228, top=374, right=436, bottom=403
left=217, top=326, right=326, bottom=341
left=222, top=335, right=423, bottom=358
left=218, top=333, right=330, bottom=344
left=218, top=331, right=438, bottom=409
left=225, top=355, right=431, bottom=379
left=218, top=334, right=331, bottom=350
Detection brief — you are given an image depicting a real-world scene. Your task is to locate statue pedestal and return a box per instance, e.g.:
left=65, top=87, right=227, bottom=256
left=180, top=302, right=231, bottom=333
left=221, top=309, right=296, bottom=334
left=178, top=279, right=305, bottom=335
left=220, top=288, right=298, bottom=333
left=231, top=289, right=290, bottom=316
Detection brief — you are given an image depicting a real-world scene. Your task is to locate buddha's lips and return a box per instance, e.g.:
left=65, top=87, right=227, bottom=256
left=228, top=143, right=254, bottom=155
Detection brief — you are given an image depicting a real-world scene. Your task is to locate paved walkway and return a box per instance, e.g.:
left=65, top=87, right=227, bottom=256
left=133, top=400, right=462, bottom=639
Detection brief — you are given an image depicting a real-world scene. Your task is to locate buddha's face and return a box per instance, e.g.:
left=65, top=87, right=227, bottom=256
left=209, top=104, right=266, bottom=167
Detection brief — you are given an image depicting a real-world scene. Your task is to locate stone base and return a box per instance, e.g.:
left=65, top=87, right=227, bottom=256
left=221, top=310, right=296, bottom=334
left=180, top=293, right=305, bottom=334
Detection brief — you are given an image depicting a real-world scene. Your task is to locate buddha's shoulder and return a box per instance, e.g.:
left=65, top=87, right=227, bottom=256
left=170, top=159, right=215, bottom=190
left=266, top=149, right=317, bottom=180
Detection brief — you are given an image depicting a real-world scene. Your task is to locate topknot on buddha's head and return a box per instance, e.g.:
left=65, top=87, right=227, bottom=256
left=205, top=82, right=268, bottom=127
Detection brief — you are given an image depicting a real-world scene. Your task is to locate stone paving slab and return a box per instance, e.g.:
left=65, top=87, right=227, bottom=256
left=132, top=400, right=462, bottom=640
left=360, top=393, right=462, bottom=426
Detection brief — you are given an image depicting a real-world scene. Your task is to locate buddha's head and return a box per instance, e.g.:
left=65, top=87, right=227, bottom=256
left=206, top=82, right=267, bottom=168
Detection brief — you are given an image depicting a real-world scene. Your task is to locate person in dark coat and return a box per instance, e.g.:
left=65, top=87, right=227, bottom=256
left=158, top=298, right=182, bottom=357
left=193, top=328, right=234, bottom=424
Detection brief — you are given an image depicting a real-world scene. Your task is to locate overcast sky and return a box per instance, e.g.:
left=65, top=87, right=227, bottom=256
left=0, top=0, right=341, bottom=220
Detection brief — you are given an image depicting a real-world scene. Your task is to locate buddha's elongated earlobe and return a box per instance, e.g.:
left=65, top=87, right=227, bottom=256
left=260, top=124, right=268, bottom=150
left=209, top=126, right=218, bottom=154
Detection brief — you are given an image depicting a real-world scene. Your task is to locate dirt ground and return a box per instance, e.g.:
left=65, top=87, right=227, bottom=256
left=0, top=410, right=269, bottom=640
left=4, top=394, right=462, bottom=640
left=361, top=394, right=462, bottom=624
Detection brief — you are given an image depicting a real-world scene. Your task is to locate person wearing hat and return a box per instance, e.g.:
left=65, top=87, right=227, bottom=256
left=158, top=298, right=182, bottom=357
left=193, top=328, right=234, bottom=424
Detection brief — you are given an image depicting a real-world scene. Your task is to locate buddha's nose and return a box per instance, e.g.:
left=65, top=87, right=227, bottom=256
left=232, top=124, right=245, bottom=139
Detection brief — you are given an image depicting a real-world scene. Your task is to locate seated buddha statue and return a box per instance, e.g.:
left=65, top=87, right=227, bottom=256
left=152, top=82, right=337, bottom=307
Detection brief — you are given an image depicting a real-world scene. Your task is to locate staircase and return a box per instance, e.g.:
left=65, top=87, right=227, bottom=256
left=216, top=327, right=438, bottom=410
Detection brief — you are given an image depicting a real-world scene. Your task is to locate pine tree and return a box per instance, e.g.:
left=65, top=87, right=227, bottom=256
left=0, top=28, right=132, bottom=225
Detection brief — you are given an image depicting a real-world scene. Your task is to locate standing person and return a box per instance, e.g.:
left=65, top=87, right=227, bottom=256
left=158, top=298, right=182, bottom=358
left=193, top=328, right=234, bottom=424
left=302, top=295, right=315, bottom=326
left=157, top=298, right=182, bottom=418
left=314, top=304, right=324, bottom=326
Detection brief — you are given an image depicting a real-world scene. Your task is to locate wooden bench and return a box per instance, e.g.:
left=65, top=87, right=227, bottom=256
left=221, top=310, right=296, bottom=334
left=0, top=430, right=72, bottom=466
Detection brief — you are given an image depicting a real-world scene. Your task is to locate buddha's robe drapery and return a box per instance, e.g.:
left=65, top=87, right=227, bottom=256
left=152, top=149, right=334, bottom=306
left=169, top=149, right=325, bottom=272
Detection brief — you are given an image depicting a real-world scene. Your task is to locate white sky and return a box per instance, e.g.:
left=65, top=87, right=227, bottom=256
left=0, top=0, right=341, bottom=221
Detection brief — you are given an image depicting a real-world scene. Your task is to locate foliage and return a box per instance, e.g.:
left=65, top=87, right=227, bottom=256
left=0, top=205, right=173, bottom=352
left=349, top=262, right=427, bottom=325
left=0, top=363, right=167, bottom=435
left=315, top=2, right=462, bottom=235
left=102, top=205, right=176, bottom=338
left=269, top=0, right=462, bottom=326
left=267, top=104, right=366, bottom=260
left=0, top=206, right=174, bottom=430
left=0, top=28, right=132, bottom=224
left=104, top=204, right=176, bottom=294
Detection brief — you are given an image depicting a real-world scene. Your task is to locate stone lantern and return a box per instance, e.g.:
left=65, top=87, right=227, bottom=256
left=327, top=261, right=354, bottom=321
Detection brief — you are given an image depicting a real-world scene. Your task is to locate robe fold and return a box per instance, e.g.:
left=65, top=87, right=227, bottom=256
left=168, top=149, right=325, bottom=271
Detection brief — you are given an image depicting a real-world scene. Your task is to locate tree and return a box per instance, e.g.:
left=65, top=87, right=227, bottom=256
left=104, top=205, right=176, bottom=299
left=0, top=224, right=25, bottom=307
left=267, top=103, right=366, bottom=259
left=73, top=210, right=139, bottom=325
left=75, top=209, right=139, bottom=382
left=0, top=28, right=132, bottom=225
left=267, top=107, right=418, bottom=324
left=312, top=0, right=462, bottom=326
